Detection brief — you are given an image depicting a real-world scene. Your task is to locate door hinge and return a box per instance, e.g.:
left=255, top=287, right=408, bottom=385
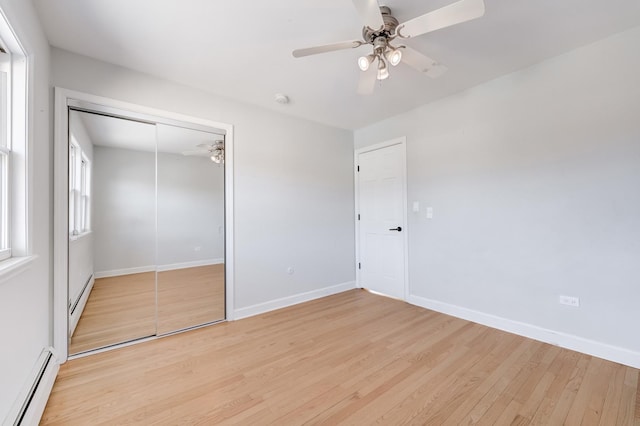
left=358, top=262, right=361, bottom=270
left=357, top=165, right=360, bottom=172
left=357, top=214, right=360, bottom=220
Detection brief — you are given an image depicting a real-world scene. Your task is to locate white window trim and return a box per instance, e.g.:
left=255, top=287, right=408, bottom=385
left=79, top=152, right=90, bottom=234
left=68, top=140, right=92, bottom=239
left=0, top=8, right=31, bottom=278
left=0, top=147, right=9, bottom=261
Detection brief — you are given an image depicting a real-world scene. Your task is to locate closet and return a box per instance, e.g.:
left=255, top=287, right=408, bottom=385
left=67, top=105, right=226, bottom=355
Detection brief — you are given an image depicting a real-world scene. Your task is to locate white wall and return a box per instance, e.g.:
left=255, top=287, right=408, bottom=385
left=355, top=26, right=640, bottom=360
left=68, top=235, right=92, bottom=304
left=157, top=152, right=224, bottom=267
left=93, top=146, right=155, bottom=274
left=93, top=147, right=224, bottom=274
left=0, top=0, right=50, bottom=421
left=51, top=48, right=355, bottom=311
left=68, top=111, right=93, bottom=304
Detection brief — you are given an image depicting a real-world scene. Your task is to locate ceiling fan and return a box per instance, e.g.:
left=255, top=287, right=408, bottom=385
left=292, top=0, right=485, bottom=94
left=182, top=141, right=225, bottom=164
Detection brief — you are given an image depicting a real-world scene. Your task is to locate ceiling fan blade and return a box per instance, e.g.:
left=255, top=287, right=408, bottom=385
left=292, top=40, right=363, bottom=58
left=351, top=0, right=384, bottom=30
left=401, top=46, right=448, bottom=78
left=397, top=0, right=485, bottom=38
left=357, top=67, right=377, bottom=95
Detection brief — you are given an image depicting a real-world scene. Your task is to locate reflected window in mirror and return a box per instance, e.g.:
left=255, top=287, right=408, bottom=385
left=69, top=138, right=92, bottom=237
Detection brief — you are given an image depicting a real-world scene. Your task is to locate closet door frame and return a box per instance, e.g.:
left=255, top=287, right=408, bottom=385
left=53, top=87, right=235, bottom=362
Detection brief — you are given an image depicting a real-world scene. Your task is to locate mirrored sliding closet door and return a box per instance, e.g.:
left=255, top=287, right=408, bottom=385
left=67, top=107, right=226, bottom=356
left=156, top=124, right=225, bottom=334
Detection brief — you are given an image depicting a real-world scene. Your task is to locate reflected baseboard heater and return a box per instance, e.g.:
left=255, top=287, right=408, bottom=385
left=69, top=274, right=95, bottom=336
left=3, top=348, right=59, bottom=426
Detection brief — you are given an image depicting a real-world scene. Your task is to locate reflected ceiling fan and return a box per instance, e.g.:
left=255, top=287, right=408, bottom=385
left=292, top=0, right=485, bottom=94
left=182, top=141, right=225, bottom=164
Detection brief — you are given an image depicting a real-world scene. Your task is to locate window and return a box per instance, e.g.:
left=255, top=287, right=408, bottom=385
left=80, top=154, right=90, bottom=232
left=68, top=138, right=91, bottom=236
left=0, top=11, right=29, bottom=264
left=69, top=142, right=76, bottom=233
left=0, top=39, right=10, bottom=260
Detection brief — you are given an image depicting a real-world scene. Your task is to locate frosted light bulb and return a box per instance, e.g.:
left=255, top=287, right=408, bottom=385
left=377, top=67, right=389, bottom=80
left=387, top=49, right=402, bottom=66
left=358, top=56, right=371, bottom=71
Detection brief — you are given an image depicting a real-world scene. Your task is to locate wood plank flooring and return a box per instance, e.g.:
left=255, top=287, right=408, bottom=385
left=70, top=265, right=225, bottom=354
left=157, top=263, right=225, bottom=334
left=69, top=272, right=156, bottom=354
left=45, top=290, right=639, bottom=425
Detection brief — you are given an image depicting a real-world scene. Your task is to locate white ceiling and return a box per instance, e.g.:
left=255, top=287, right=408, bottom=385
left=75, top=111, right=156, bottom=152
left=35, top=0, right=640, bottom=130
left=75, top=110, right=223, bottom=154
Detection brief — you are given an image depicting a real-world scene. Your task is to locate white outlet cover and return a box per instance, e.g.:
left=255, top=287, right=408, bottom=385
left=558, top=295, right=580, bottom=307
left=287, top=266, right=294, bottom=275
left=426, top=207, right=433, bottom=219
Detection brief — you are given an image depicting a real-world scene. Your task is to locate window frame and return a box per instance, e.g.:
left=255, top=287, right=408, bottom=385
left=0, top=8, right=32, bottom=271
left=0, top=147, right=9, bottom=261
left=0, top=46, right=10, bottom=261
left=68, top=139, right=91, bottom=238
left=79, top=153, right=90, bottom=233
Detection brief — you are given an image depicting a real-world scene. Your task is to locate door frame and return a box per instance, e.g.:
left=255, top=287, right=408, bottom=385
left=53, top=87, right=235, bottom=362
left=354, top=137, right=409, bottom=300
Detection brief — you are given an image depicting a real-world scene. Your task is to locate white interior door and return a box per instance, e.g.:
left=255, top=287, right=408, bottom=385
left=357, top=141, right=406, bottom=299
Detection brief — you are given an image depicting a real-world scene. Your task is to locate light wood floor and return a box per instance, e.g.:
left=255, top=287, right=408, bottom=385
left=70, top=265, right=225, bottom=354
left=69, top=272, right=156, bottom=354
left=46, top=290, right=639, bottom=425
left=157, top=263, right=225, bottom=334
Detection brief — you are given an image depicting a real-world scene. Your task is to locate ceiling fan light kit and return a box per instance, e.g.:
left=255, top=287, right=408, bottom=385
left=182, top=140, right=225, bottom=164
left=292, top=0, right=486, bottom=93
left=385, top=47, right=402, bottom=67
left=377, top=57, right=389, bottom=80
left=357, top=54, right=375, bottom=71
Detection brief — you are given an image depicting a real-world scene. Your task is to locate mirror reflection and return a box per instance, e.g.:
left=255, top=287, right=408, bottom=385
left=156, top=124, right=225, bottom=334
left=68, top=109, right=225, bottom=355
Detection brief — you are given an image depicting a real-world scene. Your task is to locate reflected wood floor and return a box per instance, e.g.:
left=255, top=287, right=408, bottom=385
left=69, top=272, right=156, bottom=354
left=46, top=290, right=639, bottom=425
left=157, top=263, right=225, bottom=334
left=70, top=265, right=225, bottom=354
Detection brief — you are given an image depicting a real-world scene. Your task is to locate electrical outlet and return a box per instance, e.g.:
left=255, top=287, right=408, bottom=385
left=559, top=295, right=580, bottom=307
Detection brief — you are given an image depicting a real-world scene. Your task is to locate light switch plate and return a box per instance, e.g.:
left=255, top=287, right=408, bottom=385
left=412, top=201, right=420, bottom=213
left=426, top=207, right=433, bottom=219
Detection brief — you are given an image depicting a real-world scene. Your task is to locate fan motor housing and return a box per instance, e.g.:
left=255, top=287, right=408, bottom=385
left=362, top=6, right=399, bottom=43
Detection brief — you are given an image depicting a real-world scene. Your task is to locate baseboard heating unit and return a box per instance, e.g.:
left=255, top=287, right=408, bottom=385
left=3, top=347, right=59, bottom=426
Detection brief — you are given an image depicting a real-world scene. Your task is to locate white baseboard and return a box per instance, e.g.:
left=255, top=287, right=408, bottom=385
left=407, top=294, right=640, bottom=369
left=157, top=258, right=224, bottom=272
left=95, top=259, right=224, bottom=278
left=69, top=275, right=95, bottom=336
left=2, top=348, right=59, bottom=426
left=94, top=265, right=155, bottom=278
left=234, top=281, right=356, bottom=320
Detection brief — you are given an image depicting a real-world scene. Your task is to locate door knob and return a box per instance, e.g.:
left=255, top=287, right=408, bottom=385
left=389, top=227, right=402, bottom=232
